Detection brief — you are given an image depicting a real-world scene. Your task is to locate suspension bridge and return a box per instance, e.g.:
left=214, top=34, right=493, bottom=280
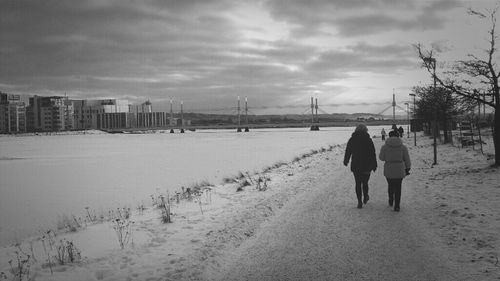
left=103, top=94, right=411, bottom=133
left=118, top=94, right=411, bottom=133
left=178, top=94, right=411, bottom=132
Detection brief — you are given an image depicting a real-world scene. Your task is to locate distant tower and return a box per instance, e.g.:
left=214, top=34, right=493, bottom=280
left=244, top=97, right=249, bottom=132
left=237, top=96, right=242, bottom=132
left=310, top=97, right=319, bottom=131
left=169, top=99, right=174, bottom=133
left=392, top=90, right=396, bottom=123
left=315, top=98, right=318, bottom=122
left=180, top=101, right=184, bottom=133
left=310, top=97, right=314, bottom=125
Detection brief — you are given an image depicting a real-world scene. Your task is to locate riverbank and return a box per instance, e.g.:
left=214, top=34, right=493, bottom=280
left=0, top=120, right=405, bottom=136
left=100, top=120, right=405, bottom=134
left=1, top=134, right=499, bottom=280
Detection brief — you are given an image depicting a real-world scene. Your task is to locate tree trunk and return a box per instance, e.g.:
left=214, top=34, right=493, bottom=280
left=424, top=120, right=432, bottom=136
left=442, top=117, right=450, bottom=143
left=494, top=107, right=500, bottom=166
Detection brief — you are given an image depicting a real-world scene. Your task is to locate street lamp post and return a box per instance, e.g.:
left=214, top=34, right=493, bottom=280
left=424, top=57, right=438, bottom=165
left=405, top=102, right=410, bottom=138
left=409, top=93, right=416, bottom=146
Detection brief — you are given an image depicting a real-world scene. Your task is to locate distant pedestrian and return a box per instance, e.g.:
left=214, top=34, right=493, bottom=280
left=379, top=130, right=411, bottom=212
left=390, top=124, right=399, bottom=137
left=344, top=124, right=378, bottom=209
left=381, top=128, right=387, bottom=141
left=398, top=126, right=404, bottom=138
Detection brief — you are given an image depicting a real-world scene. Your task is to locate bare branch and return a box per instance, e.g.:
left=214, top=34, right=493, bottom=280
left=432, top=73, right=496, bottom=107
left=468, top=8, right=487, bottom=18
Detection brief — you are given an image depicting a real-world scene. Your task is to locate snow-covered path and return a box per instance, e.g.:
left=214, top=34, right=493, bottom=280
left=210, top=141, right=475, bottom=281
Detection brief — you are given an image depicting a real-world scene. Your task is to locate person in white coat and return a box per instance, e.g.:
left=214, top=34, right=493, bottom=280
left=381, top=128, right=387, bottom=141
left=379, top=130, right=411, bottom=211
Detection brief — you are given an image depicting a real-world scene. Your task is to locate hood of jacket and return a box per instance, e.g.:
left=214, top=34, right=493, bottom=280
left=385, top=136, right=402, bottom=147
left=351, top=131, right=370, bottom=139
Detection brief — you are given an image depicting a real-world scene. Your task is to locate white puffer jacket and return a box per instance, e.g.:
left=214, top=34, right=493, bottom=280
left=379, top=136, right=411, bottom=179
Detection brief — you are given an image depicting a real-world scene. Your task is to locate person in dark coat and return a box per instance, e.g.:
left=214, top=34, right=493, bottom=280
left=343, top=124, right=378, bottom=208
left=398, top=126, right=404, bottom=138
left=379, top=130, right=411, bottom=212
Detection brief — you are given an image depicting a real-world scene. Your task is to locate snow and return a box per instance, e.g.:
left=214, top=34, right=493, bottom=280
left=0, top=128, right=499, bottom=280
left=210, top=136, right=499, bottom=281
left=0, top=127, right=356, bottom=245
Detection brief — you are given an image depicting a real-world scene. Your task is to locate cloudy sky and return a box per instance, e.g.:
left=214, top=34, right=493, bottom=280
left=0, top=0, right=497, bottom=114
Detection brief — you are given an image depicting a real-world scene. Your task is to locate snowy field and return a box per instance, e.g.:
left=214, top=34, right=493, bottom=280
left=0, top=126, right=387, bottom=246
left=0, top=129, right=497, bottom=281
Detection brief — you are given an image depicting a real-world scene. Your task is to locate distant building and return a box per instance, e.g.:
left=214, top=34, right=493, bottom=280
left=72, top=99, right=130, bottom=130
left=141, top=100, right=152, bottom=113
left=26, top=95, right=74, bottom=132
left=72, top=98, right=175, bottom=130
left=0, top=92, right=27, bottom=133
left=2, top=94, right=190, bottom=132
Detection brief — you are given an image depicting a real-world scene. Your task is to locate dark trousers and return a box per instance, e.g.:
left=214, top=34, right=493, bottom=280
left=353, top=173, right=370, bottom=203
left=386, top=178, right=403, bottom=208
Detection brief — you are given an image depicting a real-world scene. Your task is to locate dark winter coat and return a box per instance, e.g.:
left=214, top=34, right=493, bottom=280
left=343, top=131, right=377, bottom=173
left=379, top=136, right=411, bottom=179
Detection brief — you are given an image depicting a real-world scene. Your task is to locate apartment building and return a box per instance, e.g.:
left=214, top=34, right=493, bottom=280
left=27, top=95, right=75, bottom=132
left=0, top=93, right=188, bottom=132
left=0, top=92, right=27, bottom=133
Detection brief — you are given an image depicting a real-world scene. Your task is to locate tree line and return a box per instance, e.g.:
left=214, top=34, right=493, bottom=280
left=414, top=5, right=499, bottom=166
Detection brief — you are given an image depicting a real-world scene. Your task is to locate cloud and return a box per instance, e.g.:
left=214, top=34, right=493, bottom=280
left=264, top=0, right=460, bottom=37
left=305, top=42, right=416, bottom=79
left=0, top=0, right=473, bottom=114
left=0, top=1, right=242, bottom=87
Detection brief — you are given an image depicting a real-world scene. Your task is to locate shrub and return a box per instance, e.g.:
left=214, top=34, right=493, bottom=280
left=256, top=176, right=268, bottom=191
left=112, top=218, right=132, bottom=249
left=55, top=239, right=81, bottom=265
left=41, top=230, right=56, bottom=274
left=237, top=179, right=251, bottom=192
left=7, top=246, right=33, bottom=281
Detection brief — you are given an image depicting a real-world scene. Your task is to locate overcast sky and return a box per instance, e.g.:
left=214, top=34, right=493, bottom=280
left=0, top=0, right=497, bottom=114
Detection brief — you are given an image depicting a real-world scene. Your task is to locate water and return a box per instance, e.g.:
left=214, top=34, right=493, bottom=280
left=0, top=126, right=383, bottom=245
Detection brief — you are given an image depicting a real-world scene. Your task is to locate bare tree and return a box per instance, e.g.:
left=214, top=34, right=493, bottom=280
left=412, top=86, right=461, bottom=143
left=415, top=6, right=500, bottom=166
